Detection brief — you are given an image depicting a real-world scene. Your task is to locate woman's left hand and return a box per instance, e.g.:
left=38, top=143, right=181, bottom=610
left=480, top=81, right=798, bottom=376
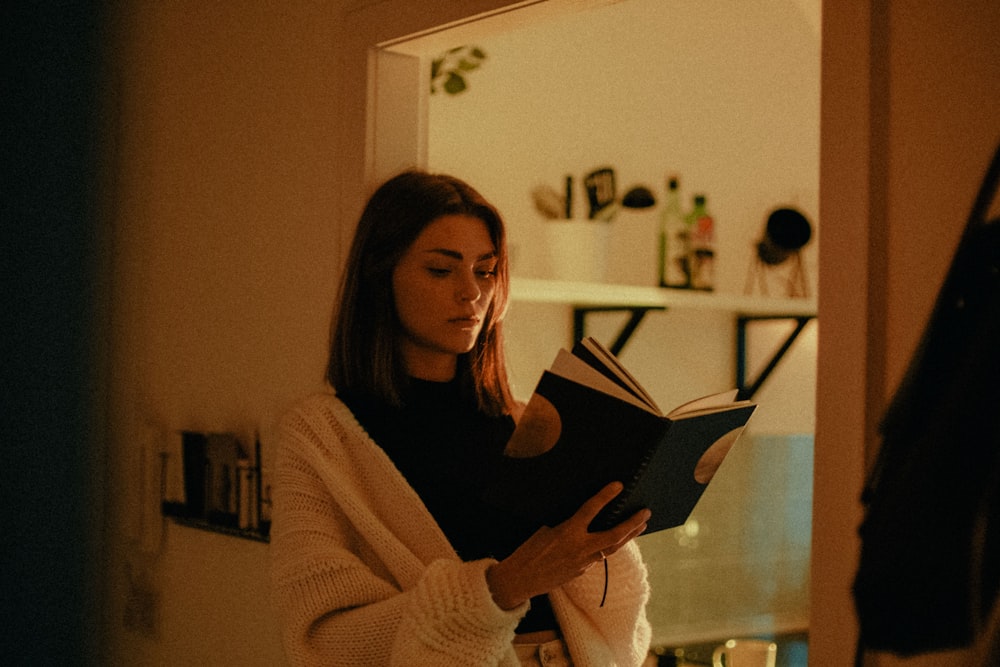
left=486, top=482, right=649, bottom=610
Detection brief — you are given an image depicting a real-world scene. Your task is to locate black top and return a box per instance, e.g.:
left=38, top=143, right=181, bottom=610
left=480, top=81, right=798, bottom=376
left=339, top=378, right=558, bottom=633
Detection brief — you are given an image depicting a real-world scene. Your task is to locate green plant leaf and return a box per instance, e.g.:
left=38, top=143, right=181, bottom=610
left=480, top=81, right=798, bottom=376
left=443, top=72, right=467, bottom=95
left=430, top=44, right=486, bottom=95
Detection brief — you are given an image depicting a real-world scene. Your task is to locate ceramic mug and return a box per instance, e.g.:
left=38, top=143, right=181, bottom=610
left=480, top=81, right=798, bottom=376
left=711, top=638, right=777, bottom=667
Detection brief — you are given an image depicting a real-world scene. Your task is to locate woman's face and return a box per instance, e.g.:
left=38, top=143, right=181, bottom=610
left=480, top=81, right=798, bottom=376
left=392, top=214, right=498, bottom=380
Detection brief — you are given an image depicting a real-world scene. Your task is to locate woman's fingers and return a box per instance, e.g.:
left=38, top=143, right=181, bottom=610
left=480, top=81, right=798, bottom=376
left=600, top=508, right=650, bottom=553
left=493, top=491, right=651, bottom=603
left=572, top=481, right=625, bottom=526
left=600, top=509, right=651, bottom=556
left=563, top=483, right=651, bottom=556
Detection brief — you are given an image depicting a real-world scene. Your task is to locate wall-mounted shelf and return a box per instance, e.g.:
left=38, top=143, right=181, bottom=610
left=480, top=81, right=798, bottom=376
left=162, top=502, right=271, bottom=543
left=510, top=277, right=817, bottom=316
left=159, top=431, right=271, bottom=543
left=509, top=277, right=817, bottom=399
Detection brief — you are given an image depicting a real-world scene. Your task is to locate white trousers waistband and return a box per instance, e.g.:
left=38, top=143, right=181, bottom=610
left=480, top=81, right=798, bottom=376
left=514, top=637, right=573, bottom=667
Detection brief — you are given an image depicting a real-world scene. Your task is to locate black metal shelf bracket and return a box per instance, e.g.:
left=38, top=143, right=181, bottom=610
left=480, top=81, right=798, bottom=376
left=736, top=315, right=814, bottom=400
left=573, top=306, right=667, bottom=355
left=572, top=305, right=814, bottom=400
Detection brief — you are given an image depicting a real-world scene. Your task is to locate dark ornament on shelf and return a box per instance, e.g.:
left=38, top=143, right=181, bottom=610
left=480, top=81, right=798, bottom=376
left=622, top=185, right=657, bottom=209
left=746, top=206, right=813, bottom=297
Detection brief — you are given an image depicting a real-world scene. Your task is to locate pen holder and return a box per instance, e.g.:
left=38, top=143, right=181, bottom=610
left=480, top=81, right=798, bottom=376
left=542, top=219, right=609, bottom=283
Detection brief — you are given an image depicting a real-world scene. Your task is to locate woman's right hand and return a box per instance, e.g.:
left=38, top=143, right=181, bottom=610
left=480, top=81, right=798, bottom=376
left=486, top=481, right=650, bottom=610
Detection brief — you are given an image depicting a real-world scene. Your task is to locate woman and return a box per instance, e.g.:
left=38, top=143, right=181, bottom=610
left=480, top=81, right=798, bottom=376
left=270, top=170, right=652, bottom=666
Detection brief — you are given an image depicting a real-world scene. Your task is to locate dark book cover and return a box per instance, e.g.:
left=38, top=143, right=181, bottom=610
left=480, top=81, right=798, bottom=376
left=483, top=338, right=756, bottom=534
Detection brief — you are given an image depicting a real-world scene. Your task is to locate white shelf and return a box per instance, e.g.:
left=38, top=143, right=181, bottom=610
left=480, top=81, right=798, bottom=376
left=510, top=277, right=817, bottom=318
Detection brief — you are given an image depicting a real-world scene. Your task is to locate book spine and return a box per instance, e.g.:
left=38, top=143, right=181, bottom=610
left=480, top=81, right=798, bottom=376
left=591, top=445, right=657, bottom=531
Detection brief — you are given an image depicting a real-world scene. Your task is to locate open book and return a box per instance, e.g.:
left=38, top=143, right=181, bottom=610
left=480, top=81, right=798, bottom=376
left=483, top=337, right=756, bottom=535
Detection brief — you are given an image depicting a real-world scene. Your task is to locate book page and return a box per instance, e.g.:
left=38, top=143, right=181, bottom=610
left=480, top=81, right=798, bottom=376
left=549, top=349, right=659, bottom=414
left=579, top=338, right=661, bottom=413
left=667, top=389, right=747, bottom=418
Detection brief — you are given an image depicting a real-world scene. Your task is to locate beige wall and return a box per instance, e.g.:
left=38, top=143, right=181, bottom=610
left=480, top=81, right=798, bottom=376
left=105, top=3, right=345, bottom=663
left=99, top=0, right=998, bottom=664
left=817, top=1, right=999, bottom=666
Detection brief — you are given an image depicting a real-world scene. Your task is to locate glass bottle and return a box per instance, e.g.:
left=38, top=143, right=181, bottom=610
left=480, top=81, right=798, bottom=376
left=686, top=194, right=715, bottom=290
left=658, top=175, right=689, bottom=288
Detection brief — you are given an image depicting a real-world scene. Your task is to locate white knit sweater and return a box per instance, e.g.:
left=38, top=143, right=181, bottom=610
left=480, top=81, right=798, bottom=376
left=270, top=392, right=652, bottom=667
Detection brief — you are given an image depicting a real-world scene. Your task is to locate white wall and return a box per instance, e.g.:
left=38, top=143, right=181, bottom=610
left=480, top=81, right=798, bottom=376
left=427, top=0, right=819, bottom=422
left=426, top=0, right=819, bottom=644
left=428, top=0, right=820, bottom=298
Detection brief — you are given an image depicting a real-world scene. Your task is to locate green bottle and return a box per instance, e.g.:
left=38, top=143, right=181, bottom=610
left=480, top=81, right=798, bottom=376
left=658, top=175, right=688, bottom=288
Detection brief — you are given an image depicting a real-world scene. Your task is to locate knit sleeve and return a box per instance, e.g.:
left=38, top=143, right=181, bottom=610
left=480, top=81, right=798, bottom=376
left=390, top=558, right=528, bottom=666
left=552, top=541, right=652, bottom=667
left=270, top=398, right=527, bottom=667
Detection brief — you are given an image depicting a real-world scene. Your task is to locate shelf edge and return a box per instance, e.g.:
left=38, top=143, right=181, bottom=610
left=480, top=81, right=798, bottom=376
left=510, top=277, right=817, bottom=317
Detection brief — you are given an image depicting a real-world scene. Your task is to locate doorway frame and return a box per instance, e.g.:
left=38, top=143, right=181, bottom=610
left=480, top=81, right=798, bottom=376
left=334, top=2, right=874, bottom=663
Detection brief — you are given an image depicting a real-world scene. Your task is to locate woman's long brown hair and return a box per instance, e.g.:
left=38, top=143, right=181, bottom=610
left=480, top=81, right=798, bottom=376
left=326, top=170, right=515, bottom=416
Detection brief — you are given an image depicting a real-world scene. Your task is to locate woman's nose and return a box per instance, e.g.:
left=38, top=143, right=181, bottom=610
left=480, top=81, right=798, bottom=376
left=456, top=271, right=481, bottom=301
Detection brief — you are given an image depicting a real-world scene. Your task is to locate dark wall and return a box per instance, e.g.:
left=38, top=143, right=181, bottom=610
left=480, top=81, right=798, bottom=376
left=4, top=3, right=110, bottom=663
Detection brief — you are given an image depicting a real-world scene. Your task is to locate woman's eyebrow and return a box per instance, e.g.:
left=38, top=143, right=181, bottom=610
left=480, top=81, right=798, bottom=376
left=424, top=248, right=497, bottom=261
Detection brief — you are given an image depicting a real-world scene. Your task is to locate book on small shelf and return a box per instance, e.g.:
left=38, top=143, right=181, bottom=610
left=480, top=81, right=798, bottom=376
left=484, top=337, right=757, bottom=535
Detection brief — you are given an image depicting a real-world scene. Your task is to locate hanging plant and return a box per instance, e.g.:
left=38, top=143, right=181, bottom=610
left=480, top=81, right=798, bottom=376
left=431, top=45, right=487, bottom=95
